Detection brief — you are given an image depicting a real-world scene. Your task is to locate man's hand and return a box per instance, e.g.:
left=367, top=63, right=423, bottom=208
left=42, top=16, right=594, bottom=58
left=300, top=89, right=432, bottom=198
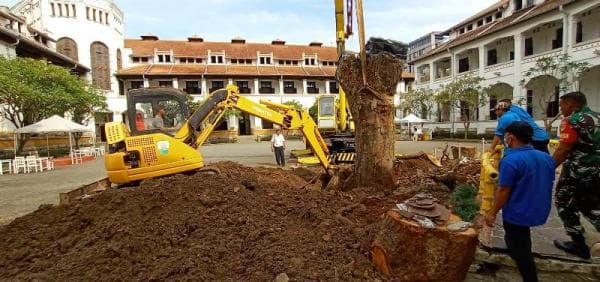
left=487, top=147, right=497, bottom=155
left=271, top=147, right=274, bottom=152
left=484, top=211, right=497, bottom=227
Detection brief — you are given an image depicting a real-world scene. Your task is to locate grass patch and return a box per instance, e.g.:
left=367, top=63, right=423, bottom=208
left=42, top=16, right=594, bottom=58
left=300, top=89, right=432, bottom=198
left=450, top=184, right=480, bottom=222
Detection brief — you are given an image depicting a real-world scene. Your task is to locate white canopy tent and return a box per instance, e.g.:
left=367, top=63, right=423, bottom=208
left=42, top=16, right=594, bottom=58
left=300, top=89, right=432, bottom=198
left=395, top=114, right=429, bottom=138
left=15, top=115, right=91, bottom=157
left=0, top=118, right=16, bottom=133
left=397, top=114, right=428, bottom=123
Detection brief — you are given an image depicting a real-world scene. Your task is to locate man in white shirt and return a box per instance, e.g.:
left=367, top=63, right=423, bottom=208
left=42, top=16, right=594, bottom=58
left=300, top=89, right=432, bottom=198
left=271, top=128, right=286, bottom=167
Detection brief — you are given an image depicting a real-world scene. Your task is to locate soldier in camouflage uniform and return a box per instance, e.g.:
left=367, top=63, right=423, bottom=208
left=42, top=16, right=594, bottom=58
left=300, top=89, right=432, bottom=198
left=553, top=91, right=600, bottom=259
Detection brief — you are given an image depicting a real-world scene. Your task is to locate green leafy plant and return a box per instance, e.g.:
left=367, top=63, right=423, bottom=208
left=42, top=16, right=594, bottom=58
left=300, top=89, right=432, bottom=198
left=0, top=57, right=106, bottom=152
left=282, top=99, right=304, bottom=111
left=450, top=184, right=480, bottom=222
left=435, top=75, right=487, bottom=139
left=308, top=100, right=318, bottom=122
left=520, top=54, right=590, bottom=132
left=399, top=88, right=436, bottom=120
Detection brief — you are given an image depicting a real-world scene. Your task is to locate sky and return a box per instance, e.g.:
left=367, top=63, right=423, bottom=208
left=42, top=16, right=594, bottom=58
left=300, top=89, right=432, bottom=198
left=2, top=0, right=498, bottom=50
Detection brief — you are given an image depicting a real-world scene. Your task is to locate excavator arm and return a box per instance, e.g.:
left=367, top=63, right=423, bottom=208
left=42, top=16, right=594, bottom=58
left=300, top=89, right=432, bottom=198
left=183, top=85, right=331, bottom=169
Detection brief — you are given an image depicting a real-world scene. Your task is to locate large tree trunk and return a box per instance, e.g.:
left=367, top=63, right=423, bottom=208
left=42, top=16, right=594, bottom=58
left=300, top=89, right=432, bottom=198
left=371, top=210, right=478, bottom=280
left=337, top=54, right=403, bottom=191
left=16, top=134, right=29, bottom=155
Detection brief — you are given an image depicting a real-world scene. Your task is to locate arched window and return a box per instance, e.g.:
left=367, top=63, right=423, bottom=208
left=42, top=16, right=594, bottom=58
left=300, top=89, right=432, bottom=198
left=116, top=48, right=122, bottom=70
left=56, top=37, right=78, bottom=61
left=90, top=41, right=110, bottom=90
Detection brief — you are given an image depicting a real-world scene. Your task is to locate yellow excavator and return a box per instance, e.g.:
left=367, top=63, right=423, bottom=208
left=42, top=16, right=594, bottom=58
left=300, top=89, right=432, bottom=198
left=104, top=85, right=331, bottom=184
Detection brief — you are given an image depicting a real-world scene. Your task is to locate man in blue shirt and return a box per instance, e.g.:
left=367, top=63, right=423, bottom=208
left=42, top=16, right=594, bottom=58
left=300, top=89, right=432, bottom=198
left=488, top=100, right=550, bottom=154
left=485, top=121, right=556, bottom=282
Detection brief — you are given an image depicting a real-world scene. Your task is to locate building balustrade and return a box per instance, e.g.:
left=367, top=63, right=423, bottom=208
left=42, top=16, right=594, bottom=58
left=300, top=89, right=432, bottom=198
left=307, top=87, right=319, bottom=94
left=573, top=37, right=600, bottom=52
left=484, top=61, right=514, bottom=72
left=238, top=87, right=251, bottom=94
left=283, top=87, right=297, bottom=94
left=522, top=49, right=561, bottom=64
left=419, top=74, right=431, bottom=83
left=183, top=87, right=201, bottom=94
left=258, top=87, right=275, bottom=94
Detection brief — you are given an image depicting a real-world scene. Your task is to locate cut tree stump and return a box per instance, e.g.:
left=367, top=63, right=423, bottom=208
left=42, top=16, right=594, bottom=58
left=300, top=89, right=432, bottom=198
left=337, top=54, right=403, bottom=191
left=371, top=210, right=479, bottom=281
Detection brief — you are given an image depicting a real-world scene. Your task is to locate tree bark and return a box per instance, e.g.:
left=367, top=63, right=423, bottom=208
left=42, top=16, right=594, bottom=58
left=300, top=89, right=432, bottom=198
left=337, top=54, right=403, bottom=191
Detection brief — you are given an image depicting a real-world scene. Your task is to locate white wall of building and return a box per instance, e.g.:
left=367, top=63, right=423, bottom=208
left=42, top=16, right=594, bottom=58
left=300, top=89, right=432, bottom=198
left=411, top=0, right=600, bottom=134
left=12, top=0, right=124, bottom=125
left=0, top=41, right=16, bottom=58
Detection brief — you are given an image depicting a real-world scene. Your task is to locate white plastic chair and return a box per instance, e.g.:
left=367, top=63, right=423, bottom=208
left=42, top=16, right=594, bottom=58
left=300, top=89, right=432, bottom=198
left=25, top=156, right=41, bottom=173
left=45, top=158, right=54, bottom=170
left=13, top=157, right=27, bottom=174
left=71, top=150, right=83, bottom=164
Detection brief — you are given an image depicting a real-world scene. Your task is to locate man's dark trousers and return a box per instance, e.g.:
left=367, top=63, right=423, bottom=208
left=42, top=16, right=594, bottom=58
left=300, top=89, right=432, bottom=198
left=504, top=221, right=538, bottom=282
left=274, top=146, right=285, bottom=166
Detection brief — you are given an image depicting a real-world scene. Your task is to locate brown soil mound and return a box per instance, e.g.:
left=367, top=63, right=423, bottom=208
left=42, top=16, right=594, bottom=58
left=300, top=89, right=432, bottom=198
left=0, top=162, right=385, bottom=281
left=0, top=159, right=481, bottom=281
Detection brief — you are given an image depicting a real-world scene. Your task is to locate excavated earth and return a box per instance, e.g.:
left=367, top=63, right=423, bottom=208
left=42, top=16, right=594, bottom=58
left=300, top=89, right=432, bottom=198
left=0, top=160, right=479, bottom=281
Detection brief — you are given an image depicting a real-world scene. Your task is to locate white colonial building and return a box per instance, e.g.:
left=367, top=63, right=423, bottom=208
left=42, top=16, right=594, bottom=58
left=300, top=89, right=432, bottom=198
left=10, top=0, right=124, bottom=132
left=411, top=0, right=600, bottom=136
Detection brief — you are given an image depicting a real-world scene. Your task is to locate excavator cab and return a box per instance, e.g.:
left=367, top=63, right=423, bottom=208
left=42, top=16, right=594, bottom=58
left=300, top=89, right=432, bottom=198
left=104, top=87, right=203, bottom=184
left=126, top=88, right=189, bottom=135
left=317, top=95, right=337, bottom=133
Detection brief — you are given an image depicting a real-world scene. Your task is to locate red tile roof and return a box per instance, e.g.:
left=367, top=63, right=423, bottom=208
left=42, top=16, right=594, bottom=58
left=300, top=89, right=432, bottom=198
left=124, top=39, right=338, bottom=61
left=415, top=0, right=573, bottom=62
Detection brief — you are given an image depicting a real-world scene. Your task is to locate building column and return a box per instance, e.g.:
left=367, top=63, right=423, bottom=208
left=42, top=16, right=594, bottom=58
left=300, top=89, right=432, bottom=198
left=513, top=33, right=523, bottom=103
left=143, top=78, right=149, bottom=88
left=172, top=78, right=179, bottom=89
left=279, top=78, right=284, bottom=95
left=254, top=79, right=259, bottom=94
left=201, top=77, right=207, bottom=96
left=325, top=80, right=331, bottom=94
left=478, top=46, right=485, bottom=74
left=426, top=63, right=433, bottom=88
left=228, top=78, right=233, bottom=86
left=302, top=79, right=308, bottom=95
left=450, top=53, right=457, bottom=79
left=562, top=13, right=570, bottom=54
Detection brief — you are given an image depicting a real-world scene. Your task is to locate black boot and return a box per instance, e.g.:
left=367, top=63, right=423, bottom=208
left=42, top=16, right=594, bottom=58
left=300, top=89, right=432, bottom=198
left=554, top=237, right=591, bottom=259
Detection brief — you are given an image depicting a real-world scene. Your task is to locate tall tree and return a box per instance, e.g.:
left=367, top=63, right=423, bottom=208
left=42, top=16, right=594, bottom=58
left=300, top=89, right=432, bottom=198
left=400, top=88, right=436, bottom=120
left=435, top=75, right=486, bottom=139
left=0, top=57, right=106, bottom=153
left=520, top=54, right=590, bottom=132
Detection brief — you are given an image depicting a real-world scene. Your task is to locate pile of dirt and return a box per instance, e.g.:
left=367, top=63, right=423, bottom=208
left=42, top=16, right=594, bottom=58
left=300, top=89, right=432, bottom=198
left=393, top=155, right=481, bottom=189
left=0, top=159, right=481, bottom=281
left=0, top=162, right=386, bottom=281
